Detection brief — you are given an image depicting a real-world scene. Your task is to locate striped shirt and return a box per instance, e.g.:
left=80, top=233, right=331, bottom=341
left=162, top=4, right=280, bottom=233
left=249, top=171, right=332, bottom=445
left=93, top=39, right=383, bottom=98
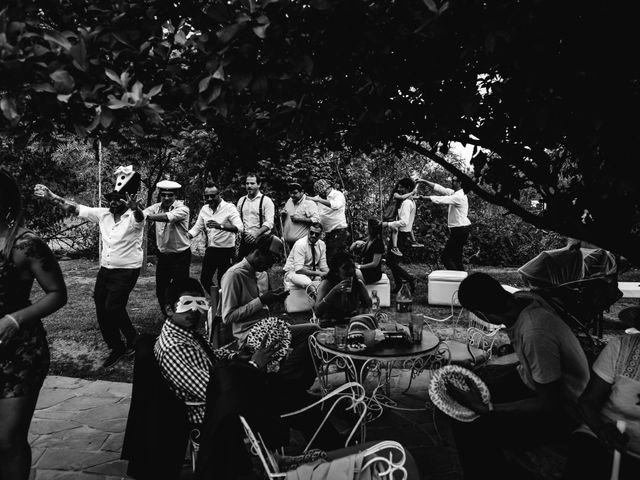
left=154, top=320, right=236, bottom=424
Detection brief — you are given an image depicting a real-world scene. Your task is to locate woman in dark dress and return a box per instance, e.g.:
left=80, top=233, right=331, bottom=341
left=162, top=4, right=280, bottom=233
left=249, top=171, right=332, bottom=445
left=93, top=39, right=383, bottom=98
left=314, top=252, right=372, bottom=327
left=353, top=217, right=385, bottom=285
left=0, top=169, right=67, bottom=479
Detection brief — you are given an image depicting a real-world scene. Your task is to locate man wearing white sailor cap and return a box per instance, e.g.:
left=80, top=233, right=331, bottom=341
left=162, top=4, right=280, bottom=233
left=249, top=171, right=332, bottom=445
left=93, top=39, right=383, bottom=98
left=143, top=180, right=191, bottom=317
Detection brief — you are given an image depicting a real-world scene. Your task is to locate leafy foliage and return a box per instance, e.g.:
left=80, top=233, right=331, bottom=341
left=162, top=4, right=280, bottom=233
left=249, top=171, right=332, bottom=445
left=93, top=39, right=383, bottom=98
left=2, top=0, right=639, bottom=263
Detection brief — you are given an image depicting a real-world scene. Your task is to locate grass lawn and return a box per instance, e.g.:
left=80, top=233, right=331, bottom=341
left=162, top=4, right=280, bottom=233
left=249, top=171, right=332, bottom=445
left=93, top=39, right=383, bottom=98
left=37, top=257, right=640, bottom=383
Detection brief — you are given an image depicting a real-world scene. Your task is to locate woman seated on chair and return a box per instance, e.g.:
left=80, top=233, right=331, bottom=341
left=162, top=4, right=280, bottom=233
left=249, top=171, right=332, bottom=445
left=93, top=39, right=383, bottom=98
left=351, top=217, right=385, bottom=285
left=314, top=252, right=372, bottom=328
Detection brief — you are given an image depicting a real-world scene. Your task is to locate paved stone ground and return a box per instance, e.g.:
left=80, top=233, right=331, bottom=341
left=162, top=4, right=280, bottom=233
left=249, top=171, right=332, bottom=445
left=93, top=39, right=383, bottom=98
left=30, top=376, right=133, bottom=480
left=30, top=371, right=462, bottom=480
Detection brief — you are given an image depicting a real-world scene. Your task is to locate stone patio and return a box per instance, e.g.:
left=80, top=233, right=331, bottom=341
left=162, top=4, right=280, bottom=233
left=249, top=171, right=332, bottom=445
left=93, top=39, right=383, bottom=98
left=30, top=376, right=133, bottom=480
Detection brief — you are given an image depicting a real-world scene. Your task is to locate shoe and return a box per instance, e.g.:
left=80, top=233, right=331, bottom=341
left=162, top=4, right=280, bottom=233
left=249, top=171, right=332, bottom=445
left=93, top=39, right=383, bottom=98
left=102, top=349, right=125, bottom=368
left=390, top=247, right=403, bottom=257
left=124, top=334, right=139, bottom=356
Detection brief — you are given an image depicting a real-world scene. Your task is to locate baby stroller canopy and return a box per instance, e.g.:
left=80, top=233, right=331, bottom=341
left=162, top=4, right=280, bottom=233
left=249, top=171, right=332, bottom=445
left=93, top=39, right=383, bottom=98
left=518, top=246, right=617, bottom=288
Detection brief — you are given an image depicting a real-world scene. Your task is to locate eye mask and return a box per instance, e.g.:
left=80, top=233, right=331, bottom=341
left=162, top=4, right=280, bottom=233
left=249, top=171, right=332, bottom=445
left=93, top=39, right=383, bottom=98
left=175, top=295, right=209, bottom=313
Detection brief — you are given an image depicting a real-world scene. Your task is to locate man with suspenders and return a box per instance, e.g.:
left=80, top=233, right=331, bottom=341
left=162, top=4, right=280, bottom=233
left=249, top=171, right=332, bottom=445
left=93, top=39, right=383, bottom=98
left=236, top=173, right=275, bottom=291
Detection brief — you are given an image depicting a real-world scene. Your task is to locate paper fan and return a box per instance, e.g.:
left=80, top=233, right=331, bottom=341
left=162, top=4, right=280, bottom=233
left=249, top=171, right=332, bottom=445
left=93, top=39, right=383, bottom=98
left=428, top=365, right=491, bottom=422
left=245, top=317, right=292, bottom=373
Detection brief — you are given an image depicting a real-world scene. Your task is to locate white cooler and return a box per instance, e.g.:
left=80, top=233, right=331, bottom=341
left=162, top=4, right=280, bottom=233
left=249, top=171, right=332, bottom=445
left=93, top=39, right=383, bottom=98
left=364, top=273, right=391, bottom=308
left=284, top=281, right=315, bottom=313
left=428, top=270, right=468, bottom=306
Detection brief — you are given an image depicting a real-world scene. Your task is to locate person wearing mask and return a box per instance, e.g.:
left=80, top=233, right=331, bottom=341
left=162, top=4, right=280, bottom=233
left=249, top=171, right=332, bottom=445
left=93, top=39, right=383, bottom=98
left=144, top=180, right=191, bottom=317
left=35, top=166, right=145, bottom=368
left=189, top=184, right=243, bottom=295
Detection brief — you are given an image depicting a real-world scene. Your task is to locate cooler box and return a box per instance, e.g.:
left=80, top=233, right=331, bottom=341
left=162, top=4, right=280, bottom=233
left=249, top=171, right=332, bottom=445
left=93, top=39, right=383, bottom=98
left=364, top=273, right=391, bottom=308
left=284, top=281, right=315, bottom=313
left=428, top=270, right=468, bottom=306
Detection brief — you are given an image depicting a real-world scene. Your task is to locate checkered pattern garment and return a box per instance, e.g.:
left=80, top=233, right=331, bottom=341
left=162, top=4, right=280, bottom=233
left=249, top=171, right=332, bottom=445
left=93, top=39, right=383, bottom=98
left=154, top=320, right=237, bottom=424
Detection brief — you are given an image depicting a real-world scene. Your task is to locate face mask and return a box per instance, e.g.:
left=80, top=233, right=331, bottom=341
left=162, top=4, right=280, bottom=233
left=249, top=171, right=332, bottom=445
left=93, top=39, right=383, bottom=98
left=175, top=295, right=209, bottom=314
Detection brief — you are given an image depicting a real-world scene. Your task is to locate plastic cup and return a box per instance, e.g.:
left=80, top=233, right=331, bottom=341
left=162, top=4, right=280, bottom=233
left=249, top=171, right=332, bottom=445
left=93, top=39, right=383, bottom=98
left=334, top=325, right=348, bottom=348
left=344, top=277, right=353, bottom=293
left=409, top=315, right=424, bottom=343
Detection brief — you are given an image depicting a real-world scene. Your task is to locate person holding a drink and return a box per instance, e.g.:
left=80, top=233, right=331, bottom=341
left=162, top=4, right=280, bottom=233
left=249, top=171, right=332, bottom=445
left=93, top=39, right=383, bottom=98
left=314, top=252, right=373, bottom=332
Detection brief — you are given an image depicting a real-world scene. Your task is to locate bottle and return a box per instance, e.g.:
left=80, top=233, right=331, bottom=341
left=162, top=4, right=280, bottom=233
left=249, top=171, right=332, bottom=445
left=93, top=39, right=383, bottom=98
left=371, top=290, right=380, bottom=312
left=395, top=282, right=413, bottom=326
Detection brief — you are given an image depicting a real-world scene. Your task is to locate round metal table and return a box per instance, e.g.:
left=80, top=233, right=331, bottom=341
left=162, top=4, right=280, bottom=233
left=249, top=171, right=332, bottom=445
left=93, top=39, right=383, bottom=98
left=308, top=327, right=450, bottom=440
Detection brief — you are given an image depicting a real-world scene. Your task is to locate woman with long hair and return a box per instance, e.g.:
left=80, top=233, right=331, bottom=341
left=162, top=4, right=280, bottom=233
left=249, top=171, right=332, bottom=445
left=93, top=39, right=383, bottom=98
left=314, top=252, right=372, bottom=327
left=352, top=217, right=385, bottom=285
left=0, top=168, right=67, bottom=479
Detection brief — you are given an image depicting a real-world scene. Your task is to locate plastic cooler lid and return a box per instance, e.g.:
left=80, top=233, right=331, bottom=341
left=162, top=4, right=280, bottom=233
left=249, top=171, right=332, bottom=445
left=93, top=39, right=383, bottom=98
left=427, top=270, right=469, bottom=281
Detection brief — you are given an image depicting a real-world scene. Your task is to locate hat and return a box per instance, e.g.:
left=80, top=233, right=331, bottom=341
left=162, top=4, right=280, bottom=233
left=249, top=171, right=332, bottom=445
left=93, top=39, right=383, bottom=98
left=157, top=180, right=181, bottom=192
left=105, top=165, right=140, bottom=201
left=256, top=234, right=284, bottom=256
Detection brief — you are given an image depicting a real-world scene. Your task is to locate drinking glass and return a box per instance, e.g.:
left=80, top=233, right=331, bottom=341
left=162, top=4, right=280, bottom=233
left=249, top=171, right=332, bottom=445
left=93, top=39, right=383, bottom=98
left=334, top=325, right=348, bottom=348
left=409, top=314, right=424, bottom=343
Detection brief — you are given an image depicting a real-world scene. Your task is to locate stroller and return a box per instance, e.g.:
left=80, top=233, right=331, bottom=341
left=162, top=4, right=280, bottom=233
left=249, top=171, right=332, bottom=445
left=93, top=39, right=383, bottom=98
left=518, top=244, right=622, bottom=360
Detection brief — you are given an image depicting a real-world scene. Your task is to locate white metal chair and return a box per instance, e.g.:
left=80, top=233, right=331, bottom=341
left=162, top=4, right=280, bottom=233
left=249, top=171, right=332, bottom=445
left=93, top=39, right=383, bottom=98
left=187, top=381, right=368, bottom=470
left=240, top=414, right=408, bottom=479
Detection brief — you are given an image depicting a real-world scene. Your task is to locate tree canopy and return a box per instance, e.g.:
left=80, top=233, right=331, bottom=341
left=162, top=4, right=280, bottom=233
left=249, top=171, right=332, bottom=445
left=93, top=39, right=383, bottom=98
left=2, top=0, right=639, bottom=262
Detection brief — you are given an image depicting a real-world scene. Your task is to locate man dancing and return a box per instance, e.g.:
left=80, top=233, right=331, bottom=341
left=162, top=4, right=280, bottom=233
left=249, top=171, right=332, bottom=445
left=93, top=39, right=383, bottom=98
left=35, top=166, right=144, bottom=368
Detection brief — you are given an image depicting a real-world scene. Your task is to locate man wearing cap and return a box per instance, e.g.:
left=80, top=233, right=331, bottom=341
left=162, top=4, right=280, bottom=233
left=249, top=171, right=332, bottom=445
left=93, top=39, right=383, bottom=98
left=143, top=180, right=191, bottom=317
left=422, top=176, right=471, bottom=271
left=308, top=179, right=349, bottom=262
left=34, top=166, right=145, bottom=368
left=188, top=183, right=243, bottom=294
left=281, top=183, right=319, bottom=252
left=220, top=235, right=319, bottom=389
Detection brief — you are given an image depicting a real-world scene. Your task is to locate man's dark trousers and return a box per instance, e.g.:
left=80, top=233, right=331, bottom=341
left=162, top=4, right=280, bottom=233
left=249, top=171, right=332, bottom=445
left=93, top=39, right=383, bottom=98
left=94, top=267, right=140, bottom=352
left=201, top=247, right=235, bottom=294
left=442, top=225, right=470, bottom=271
left=156, top=249, right=191, bottom=316
left=387, top=231, right=413, bottom=292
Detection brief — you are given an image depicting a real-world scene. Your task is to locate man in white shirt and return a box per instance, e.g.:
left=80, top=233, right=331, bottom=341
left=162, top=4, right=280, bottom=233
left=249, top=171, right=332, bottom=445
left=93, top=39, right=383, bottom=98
left=424, top=177, right=471, bottom=271
left=283, top=222, right=328, bottom=288
left=189, top=184, right=243, bottom=294
left=281, top=182, right=319, bottom=252
left=382, top=177, right=417, bottom=293
left=35, top=168, right=145, bottom=368
left=309, top=179, right=349, bottom=262
left=143, top=180, right=191, bottom=317
left=236, top=173, right=275, bottom=260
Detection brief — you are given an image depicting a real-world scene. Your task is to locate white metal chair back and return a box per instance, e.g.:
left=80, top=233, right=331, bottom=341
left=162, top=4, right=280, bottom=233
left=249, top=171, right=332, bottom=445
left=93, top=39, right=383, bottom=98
left=240, top=415, right=408, bottom=479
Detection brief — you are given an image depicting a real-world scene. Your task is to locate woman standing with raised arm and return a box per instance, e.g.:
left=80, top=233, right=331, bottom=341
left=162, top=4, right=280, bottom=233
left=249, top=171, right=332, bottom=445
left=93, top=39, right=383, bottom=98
left=0, top=168, right=67, bottom=480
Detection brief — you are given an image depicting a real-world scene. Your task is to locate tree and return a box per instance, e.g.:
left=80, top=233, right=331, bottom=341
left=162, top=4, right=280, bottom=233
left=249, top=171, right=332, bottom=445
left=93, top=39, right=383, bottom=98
left=2, top=1, right=640, bottom=263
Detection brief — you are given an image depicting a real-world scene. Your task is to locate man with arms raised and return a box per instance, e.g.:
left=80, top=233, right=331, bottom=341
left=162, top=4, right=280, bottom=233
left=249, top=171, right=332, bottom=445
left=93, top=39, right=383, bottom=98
left=35, top=166, right=145, bottom=368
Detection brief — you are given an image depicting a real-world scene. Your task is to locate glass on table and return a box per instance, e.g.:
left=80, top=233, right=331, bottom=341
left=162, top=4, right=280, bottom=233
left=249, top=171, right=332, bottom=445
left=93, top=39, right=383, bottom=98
left=334, top=325, right=348, bottom=348
left=409, top=314, right=424, bottom=343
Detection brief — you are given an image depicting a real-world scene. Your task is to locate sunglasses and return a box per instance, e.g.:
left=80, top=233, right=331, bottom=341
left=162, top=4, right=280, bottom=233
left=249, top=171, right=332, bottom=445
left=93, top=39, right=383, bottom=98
left=160, top=193, right=175, bottom=198
left=203, top=194, right=220, bottom=200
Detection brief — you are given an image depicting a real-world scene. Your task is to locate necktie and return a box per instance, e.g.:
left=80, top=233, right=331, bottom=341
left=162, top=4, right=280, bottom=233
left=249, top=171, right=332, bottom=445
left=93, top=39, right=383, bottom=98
left=311, top=243, right=317, bottom=271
